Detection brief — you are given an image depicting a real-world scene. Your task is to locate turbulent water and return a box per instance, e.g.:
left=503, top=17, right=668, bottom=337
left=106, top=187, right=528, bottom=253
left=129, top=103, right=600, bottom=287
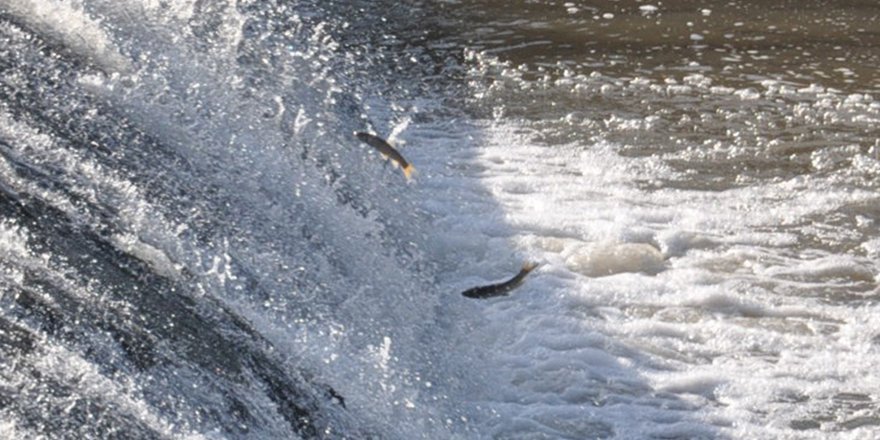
left=1, top=1, right=879, bottom=439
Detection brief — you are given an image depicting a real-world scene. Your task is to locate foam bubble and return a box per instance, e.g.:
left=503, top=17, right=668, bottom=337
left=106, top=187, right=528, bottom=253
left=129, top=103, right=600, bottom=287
left=762, top=255, right=875, bottom=283
left=566, top=242, right=665, bottom=277
left=639, top=5, right=659, bottom=15
left=657, top=373, right=725, bottom=399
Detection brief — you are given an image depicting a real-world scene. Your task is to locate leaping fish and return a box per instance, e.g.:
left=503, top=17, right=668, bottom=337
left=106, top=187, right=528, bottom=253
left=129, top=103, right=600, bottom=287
left=354, top=131, right=415, bottom=180
left=462, top=262, right=539, bottom=299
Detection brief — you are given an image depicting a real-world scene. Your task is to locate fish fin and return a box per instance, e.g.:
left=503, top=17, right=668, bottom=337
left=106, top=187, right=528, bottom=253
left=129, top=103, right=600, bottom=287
left=521, top=261, right=539, bottom=273
left=402, top=164, right=416, bottom=181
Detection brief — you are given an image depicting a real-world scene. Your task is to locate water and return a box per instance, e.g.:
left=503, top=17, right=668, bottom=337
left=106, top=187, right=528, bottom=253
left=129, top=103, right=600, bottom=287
left=0, top=0, right=878, bottom=439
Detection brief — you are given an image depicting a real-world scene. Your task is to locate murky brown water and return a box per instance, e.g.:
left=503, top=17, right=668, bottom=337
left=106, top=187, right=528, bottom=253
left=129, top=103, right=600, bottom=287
left=436, top=0, right=880, bottom=92
left=421, top=0, right=880, bottom=205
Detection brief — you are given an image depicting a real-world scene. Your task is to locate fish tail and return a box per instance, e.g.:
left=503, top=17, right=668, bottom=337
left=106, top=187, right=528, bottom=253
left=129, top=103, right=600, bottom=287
left=402, top=164, right=416, bottom=181
left=521, top=261, right=539, bottom=273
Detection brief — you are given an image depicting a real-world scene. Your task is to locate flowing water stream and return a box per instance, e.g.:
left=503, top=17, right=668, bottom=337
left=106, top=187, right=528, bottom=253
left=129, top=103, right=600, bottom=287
left=0, top=1, right=878, bottom=439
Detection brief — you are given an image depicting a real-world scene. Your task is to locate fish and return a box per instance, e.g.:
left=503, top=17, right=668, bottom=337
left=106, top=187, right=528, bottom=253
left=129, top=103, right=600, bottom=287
left=354, top=131, right=415, bottom=180
left=462, top=262, right=539, bottom=299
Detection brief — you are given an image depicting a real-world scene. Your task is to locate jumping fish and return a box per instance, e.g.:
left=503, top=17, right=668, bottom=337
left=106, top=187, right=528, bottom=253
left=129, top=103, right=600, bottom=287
left=462, top=262, right=539, bottom=299
left=354, top=131, right=415, bottom=180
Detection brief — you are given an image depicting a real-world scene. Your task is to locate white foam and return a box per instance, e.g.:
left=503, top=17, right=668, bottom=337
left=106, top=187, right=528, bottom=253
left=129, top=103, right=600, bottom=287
left=0, top=419, right=38, bottom=440
left=110, top=233, right=181, bottom=280
left=0, top=220, right=31, bottom=260
left=863, top=238, right=880, bottom=258
left=565, top=242, right=665, bottom=277
left=657, top=373, right=725, bottom=399
left=0, top=0, right=131, bottom=74
left=33, top=344, right=210, bottom=439
left=0, top=106, right=190, bottom=283
left=762, top=255, right=875, bottom=283
left=411, top=111, right=880, bottom=438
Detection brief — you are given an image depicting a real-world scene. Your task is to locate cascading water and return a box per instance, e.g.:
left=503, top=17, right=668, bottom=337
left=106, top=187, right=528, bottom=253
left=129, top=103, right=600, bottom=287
left=3, top=1, right=880, bottom=439
left=0, top=0, right=469, bottom=438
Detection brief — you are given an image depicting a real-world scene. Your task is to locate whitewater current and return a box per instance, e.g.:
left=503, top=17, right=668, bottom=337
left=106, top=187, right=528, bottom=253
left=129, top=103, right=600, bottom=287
left=1, top=1, right=880, bottom=439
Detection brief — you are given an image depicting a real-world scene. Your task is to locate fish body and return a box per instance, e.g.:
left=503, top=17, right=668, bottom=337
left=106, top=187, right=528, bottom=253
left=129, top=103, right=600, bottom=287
left=354, top=131, right=415, bottom=180
left=462, top=262, right=539, bottom=299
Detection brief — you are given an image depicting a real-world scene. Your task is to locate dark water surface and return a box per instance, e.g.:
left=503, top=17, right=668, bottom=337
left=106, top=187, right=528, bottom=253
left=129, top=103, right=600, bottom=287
left=439, top=0, right=880, bottom=91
